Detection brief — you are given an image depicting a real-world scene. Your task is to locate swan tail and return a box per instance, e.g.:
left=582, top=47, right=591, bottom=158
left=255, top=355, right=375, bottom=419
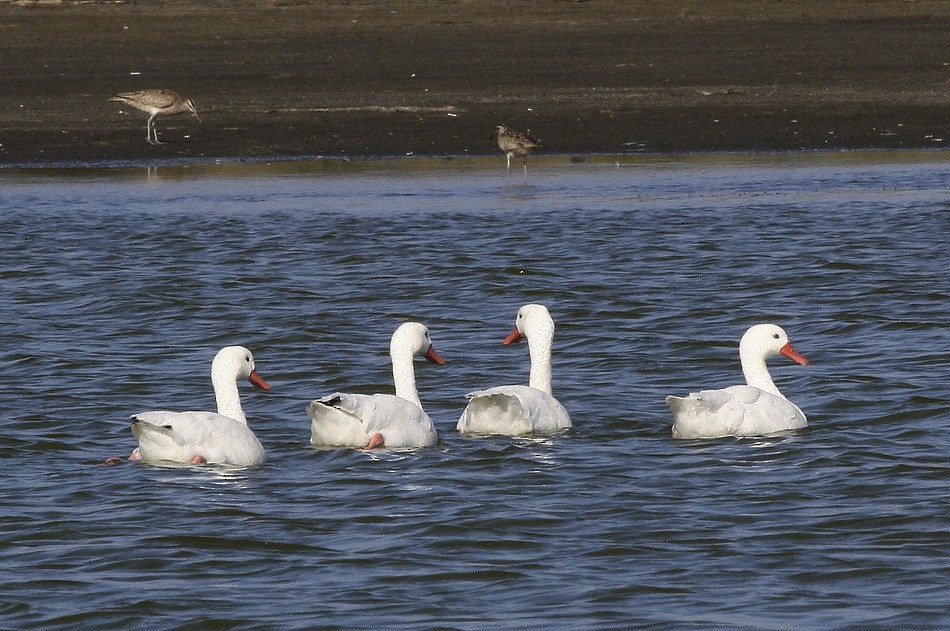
left=308, top=397, right=373, bottom=447
left=458, top=391, right=532, bottom=435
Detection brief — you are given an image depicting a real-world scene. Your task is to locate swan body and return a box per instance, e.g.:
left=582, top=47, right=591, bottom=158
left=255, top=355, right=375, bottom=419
left=666, top=324, right=809, bottom=439
left=458, top=304, right=572, bottom=436
left=131, top=412, right=264, bottom=466
left=129, top=346, right=271, bottom=466
left=309, top=322, right=444, bottom=449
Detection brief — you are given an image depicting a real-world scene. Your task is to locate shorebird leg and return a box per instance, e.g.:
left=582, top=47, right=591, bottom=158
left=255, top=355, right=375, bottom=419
left=190, top=454, right=208, bottom=464
left=146, top=114, right=163, bottom=145
left=365, top=432, right=385, bottom=449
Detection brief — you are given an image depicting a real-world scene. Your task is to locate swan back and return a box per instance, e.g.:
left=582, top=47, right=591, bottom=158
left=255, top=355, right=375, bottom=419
left=131, top=412, right=265, bottom=466
left=459, top=385, right=571, bottom=435
left=667, top=386, right=806, bottom=439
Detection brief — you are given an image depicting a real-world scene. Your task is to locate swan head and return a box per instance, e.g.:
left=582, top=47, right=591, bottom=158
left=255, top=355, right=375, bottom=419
left=391, top=322, right=446, bottom=365
left=503, top=303, right=555, bottom=345
left=212, top=345, right=272, bottom=390
left=739, top=324, right=810, bottom=366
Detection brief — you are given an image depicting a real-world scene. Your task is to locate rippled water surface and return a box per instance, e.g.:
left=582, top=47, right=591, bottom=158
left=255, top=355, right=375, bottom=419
left=1, top=154, right=948, bottom=629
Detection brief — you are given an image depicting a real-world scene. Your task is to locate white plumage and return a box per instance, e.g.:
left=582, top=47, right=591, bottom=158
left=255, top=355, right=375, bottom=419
left=458, top=304, right=572, bottom=436
left=309, top=322, right=444, bottom=449
left=666, top=324, right=810, bottom=439
left=129, top=346, right=271, bottom=466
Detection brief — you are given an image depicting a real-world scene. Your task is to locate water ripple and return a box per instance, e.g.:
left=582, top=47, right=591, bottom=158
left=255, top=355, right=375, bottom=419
left=1, top=156, right=948, bottom=629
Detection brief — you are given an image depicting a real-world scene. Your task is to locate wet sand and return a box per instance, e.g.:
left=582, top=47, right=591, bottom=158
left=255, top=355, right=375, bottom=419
left=1, top=0, right=947, bottom=165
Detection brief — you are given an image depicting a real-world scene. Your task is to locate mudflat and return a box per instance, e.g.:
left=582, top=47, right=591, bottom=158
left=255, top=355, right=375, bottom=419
left=1, top=0, right=947, bottom=164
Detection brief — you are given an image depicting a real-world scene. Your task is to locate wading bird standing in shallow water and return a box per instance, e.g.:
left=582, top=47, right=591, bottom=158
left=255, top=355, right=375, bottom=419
left=110, top=88, right=199, bottom=145
left=493, top=125, right=540, bottom=178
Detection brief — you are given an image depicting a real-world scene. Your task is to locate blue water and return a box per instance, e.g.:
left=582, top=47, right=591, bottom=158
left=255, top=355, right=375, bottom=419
left=1, top=153, right=948, bottom=629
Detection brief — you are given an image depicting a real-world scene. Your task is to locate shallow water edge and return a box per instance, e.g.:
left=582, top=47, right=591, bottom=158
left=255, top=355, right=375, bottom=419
left=2, top=148, right=948, bottom=180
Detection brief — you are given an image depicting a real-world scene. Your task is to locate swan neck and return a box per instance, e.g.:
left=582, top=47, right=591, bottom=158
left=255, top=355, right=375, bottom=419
left=391, top=346, right=423, bottom=408
left=526, top=331, right=554, bottom=394
left=740, top=346, right=782, bottom=398
left=212, top=371, right=248, bottom=423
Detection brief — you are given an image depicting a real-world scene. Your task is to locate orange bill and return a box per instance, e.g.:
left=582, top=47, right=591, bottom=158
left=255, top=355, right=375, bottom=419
left=248, top=368, right=272, bottom=390
left=779, top=343, right=810, bottom=366
left=502, top=326, right=522, bottom=345
left=424, top=345, right=446, bottom=365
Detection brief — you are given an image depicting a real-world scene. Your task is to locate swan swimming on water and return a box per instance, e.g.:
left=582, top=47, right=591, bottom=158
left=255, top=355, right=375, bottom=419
left=458, top=304, right=572, bottom=436
left=128, top=345, right=271, bottom=466
left=308, top=322, right=445, bottom=449
left=666, top=324, right=810, bottom=439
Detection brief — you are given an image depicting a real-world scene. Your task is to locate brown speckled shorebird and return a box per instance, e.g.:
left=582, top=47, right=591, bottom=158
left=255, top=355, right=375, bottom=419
left=110, top=89, right=199, bottom=145
left=494, top=125, right=540, bottom=177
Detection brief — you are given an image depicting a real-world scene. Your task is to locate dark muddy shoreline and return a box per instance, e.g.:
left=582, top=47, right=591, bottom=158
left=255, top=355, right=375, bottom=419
left=1, top=0, right=947, bottom=165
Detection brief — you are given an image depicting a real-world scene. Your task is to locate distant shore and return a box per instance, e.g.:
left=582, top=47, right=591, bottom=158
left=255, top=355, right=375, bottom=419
left=1, top=0, right=947, bottom=166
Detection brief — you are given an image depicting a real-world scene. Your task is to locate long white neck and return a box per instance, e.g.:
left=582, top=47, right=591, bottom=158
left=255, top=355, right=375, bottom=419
left=526, top=329, right=554, bottom=394
left=213, top=371, right=247, bottom=423
left=391, top=345, right=422, bottom=408
left=740, top=346, right=783, bottom=398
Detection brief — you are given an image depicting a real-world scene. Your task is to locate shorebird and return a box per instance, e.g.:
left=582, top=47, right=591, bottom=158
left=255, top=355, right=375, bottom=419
left=494, top=125, right=540, bottom=177
left=110, top=88, right=199, bottom=145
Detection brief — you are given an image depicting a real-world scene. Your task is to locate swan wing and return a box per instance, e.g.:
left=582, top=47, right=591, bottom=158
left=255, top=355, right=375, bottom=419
left=309, top=393, right=437, bottom=448
left=130, top=411, right=264, bottom=466
left=667, top=385, right=807, bottom=439
left=458, top=385, right=571, bottom=436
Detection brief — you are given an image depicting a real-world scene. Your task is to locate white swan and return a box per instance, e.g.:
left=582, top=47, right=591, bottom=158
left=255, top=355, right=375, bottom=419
left=308, top=322, right=444, bottom=449
left=458, top=304, right=572, bottom=436
left=666, top=324, right=810, bottom=439
left=128, top=345, right=271, bottom=466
